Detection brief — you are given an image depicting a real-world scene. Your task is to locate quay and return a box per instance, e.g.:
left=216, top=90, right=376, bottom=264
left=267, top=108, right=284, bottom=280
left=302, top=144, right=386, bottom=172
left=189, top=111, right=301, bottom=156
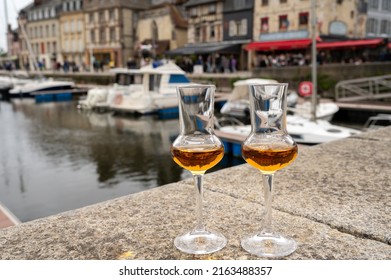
left=0, top=127, right=390, bottom=259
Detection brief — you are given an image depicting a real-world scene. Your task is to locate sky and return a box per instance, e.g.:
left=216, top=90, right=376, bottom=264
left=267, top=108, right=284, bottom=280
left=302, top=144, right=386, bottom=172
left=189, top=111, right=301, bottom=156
left=0, top=0, right=32, bottom=52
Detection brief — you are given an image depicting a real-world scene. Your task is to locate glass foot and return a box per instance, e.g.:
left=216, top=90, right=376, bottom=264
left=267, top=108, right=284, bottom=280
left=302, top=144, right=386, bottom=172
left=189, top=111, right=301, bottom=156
left=174, top=229, right=227, bottom=254
left=241, top=232, right=297, bottom=258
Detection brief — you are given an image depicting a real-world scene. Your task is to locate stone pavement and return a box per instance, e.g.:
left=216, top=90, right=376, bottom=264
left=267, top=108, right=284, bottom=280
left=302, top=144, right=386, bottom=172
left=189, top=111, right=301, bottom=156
left=0, top=127, right=390, bottom=260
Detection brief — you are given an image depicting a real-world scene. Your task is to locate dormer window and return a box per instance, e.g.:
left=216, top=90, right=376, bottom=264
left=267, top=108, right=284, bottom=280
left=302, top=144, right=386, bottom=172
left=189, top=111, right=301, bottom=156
left=190, top=7, right=197, bottom=17
left=209, top=4, right=216, bottom=14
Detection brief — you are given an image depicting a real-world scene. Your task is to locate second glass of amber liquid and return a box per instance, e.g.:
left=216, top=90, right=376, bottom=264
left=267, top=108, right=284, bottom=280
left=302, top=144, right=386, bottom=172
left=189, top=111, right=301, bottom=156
left=171, top=85, right=227, bottom=254
left=241, top=83, right=298, bottom=257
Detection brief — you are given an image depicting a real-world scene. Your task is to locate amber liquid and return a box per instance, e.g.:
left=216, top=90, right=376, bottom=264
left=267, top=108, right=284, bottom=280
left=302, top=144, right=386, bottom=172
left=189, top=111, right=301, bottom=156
left=242, top=143, right=298, bottom=173
left=171, top=145, right=224, bottom=173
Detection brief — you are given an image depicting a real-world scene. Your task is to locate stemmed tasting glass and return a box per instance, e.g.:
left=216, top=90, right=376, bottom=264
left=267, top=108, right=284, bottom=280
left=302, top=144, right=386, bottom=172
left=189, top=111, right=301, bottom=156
left=171, top=85, right=227, bottom=254
left=241, top=83, right=298, bottom=257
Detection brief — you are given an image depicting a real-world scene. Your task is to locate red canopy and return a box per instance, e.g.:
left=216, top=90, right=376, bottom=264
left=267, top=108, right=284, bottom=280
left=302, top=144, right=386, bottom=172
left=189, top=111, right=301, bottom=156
left=317, top=38, right=384, bottom=49
left=245, top=38, right=312, bottom=51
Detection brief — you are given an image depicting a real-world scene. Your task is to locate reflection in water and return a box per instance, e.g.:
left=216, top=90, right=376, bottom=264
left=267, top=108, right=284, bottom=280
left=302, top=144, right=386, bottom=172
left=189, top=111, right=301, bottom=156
left=0, top=100, right=244, bottom=222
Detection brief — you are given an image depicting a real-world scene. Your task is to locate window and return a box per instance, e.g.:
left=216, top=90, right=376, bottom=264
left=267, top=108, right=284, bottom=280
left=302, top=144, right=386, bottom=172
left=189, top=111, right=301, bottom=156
left=229, top=20, right=236, bottom=36
left=52, top=24, right=56, bottom=36
left=336, top=0, right=343, bottom=4
left=382, top=0, right=391, bottom=11
left=110, top=27, right=116, bottom=41
left=53, top=41, right=57, bottom=53
left=350, top=10, right=354, bottom=19
left=190, top=7, right=197, bottom=17
left=210, top=24, right=215, bottom=38
left=46, top=26, right=49, bottom=37
left=280, top=0, right=287, bottom=3
left=299, top=12, right=309, bottom=27
left=369, top=0, right=379, bottom=9
left=261, top=0, right=268, bottom=5
left=91, top=30, right=95, bottom=43
left=100, top=28, right=106, bottom=43
left=279, top=15, right=289, bottom=30
left=99, top=11, right=104, bottom=23
left=234, top=0, right=246, bottom=9
left=78, top=20, right=82, bottom=32
left=89, top=13, right=94, bottom=23
left=261, top=17, right=269, bottom=33
left=208, top=4, right=216, bottom=14
left=195, top=26, right=201, bottom=41
left=109, top=9, right=115, bottom=21
left=240, top=19, right=248, bottom=35
left=367, top=18, right=378, bottom=33
left=380, top=20, right=388, bottom=34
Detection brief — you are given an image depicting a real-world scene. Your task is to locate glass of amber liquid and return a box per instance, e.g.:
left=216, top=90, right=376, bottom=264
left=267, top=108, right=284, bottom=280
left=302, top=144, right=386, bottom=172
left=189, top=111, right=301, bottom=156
left=241, top=83, right=298, bottom=257
left=171, top=85, right=227, bottom=254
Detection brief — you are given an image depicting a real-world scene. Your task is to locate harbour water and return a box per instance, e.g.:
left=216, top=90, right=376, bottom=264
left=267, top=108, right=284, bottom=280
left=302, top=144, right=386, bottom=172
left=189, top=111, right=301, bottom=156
left=0, top=99, right=244, bottom=222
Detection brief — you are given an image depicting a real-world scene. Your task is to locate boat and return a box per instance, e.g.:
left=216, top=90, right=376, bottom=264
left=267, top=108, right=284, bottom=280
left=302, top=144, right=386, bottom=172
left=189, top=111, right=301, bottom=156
left=9, top=78, right=76, bottom=102
left=288, top=100, right=339, bottom=121
left=215, top=114, right=361, bottom=150
left=0, top=71, right=32, bottom=99
left=220, top=78, right=338, bottom=120
left=220, top=78, right=298, bottom=118
left=77, top=68, right=143, bottom=111
left=110, top=61, right=192, bottom=115
left=363, top=113, right=391, bottom=131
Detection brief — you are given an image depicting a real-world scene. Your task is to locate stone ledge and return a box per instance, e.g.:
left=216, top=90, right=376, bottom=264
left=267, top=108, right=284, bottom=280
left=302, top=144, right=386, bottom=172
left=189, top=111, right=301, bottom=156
left=0, top=127, right=390, bottom=260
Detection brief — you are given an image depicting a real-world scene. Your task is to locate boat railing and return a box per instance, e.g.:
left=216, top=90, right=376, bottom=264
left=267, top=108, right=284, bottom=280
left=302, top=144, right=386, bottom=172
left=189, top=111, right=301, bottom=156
left=335, top=74, right=391, bottom=102
left=363, top=113, right=391, bottom=131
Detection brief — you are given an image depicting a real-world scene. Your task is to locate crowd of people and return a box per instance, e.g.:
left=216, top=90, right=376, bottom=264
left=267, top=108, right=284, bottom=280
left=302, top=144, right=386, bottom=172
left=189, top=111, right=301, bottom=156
left=176, top=54, right=238, bottom=73
left=253, top=49, right=391, bottom=68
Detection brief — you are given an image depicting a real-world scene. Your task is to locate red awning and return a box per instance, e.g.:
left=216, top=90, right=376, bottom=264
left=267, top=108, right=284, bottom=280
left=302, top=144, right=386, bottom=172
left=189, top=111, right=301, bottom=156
left=245, top=38, right=312, bottom=51
left=317, top=38, right=384, bottom=49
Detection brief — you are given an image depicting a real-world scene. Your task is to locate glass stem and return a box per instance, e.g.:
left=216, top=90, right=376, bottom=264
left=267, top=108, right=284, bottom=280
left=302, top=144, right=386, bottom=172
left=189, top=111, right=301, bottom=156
left=261, top=173, right=274, bottom=234
left=193, top=174, right=206, bottom=232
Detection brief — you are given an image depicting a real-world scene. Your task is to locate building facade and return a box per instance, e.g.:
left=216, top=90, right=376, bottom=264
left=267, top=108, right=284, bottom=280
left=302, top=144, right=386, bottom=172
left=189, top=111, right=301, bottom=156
left=136, top=3, right=188, bottom=60
left=253, top=0, right=367, bottom=42
left=83, top=0, right=149, bottom=69
left=19, top=0, right=62, bottom=70
left=59, top=0, right=86, bottom=70
left=185, top=0, right=223, bottom=44
left=223, top=0, right=254, bottom=70
left=366, top=0, right=391, bottom=38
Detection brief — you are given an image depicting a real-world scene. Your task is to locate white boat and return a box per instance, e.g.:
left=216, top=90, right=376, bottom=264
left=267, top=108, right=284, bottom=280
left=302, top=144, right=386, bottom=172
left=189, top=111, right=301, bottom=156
left=220, top=78, right=298, bottom=118
left=0, top=71, right=32, bottom=98
left=77, top=68, right=143, bottom=111
left=9, top=78, right=75, bottom=99
left=216, top=115, right=361, bottom=145
left=288, top=100, right=339, bottom=121
left=220, top=78, right=338, bottom=120
left=110, top=61, right=192, bottom=115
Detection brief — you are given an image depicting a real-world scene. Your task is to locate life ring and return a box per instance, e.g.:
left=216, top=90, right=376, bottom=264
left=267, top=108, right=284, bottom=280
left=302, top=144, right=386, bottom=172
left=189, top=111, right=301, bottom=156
left=298, top=81, right=313, bottom=97
left=114, top=94, right=123, bottom=105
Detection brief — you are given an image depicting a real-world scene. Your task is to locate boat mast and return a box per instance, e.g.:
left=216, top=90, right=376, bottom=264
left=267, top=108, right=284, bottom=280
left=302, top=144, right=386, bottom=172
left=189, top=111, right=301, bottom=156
left=4, top=0, right=9, bottom=33
left=311, top=0, right=317, bottom=121
left=18, top=17, right=38, bottom=72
